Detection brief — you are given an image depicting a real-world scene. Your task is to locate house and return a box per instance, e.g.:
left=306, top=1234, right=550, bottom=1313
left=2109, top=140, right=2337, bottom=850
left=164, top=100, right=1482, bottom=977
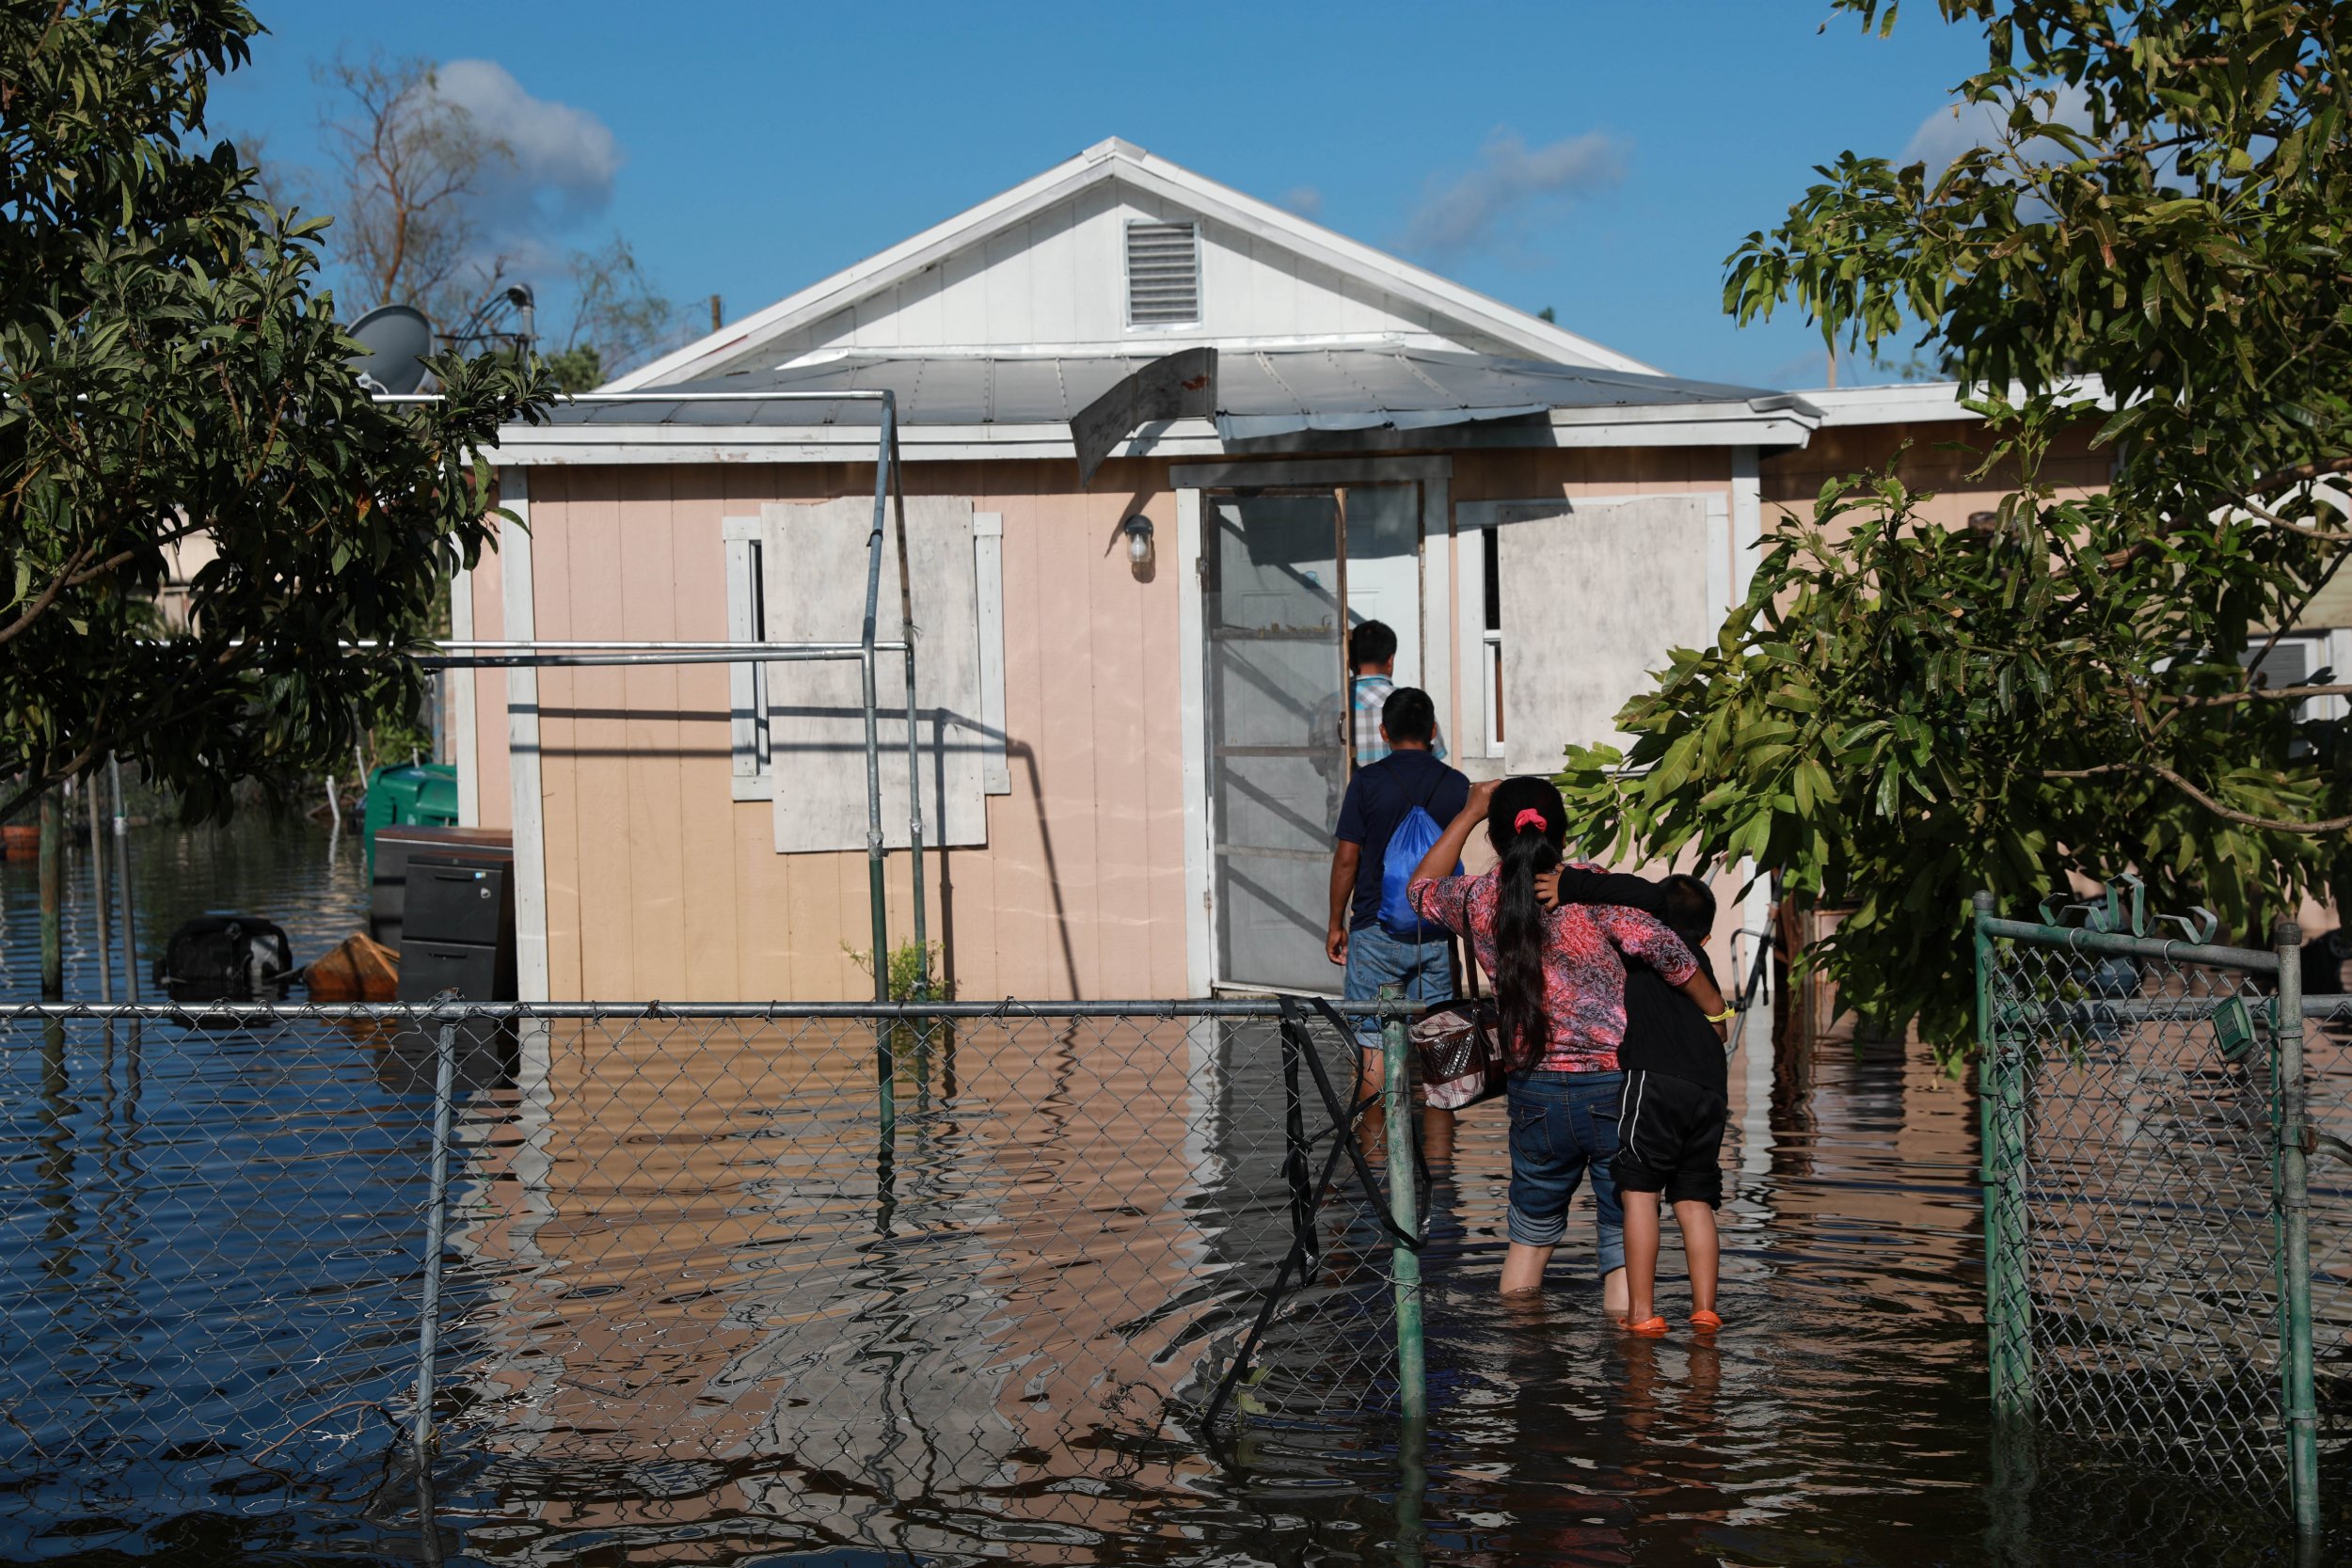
left=447, top=137, right=2148, bottom=1003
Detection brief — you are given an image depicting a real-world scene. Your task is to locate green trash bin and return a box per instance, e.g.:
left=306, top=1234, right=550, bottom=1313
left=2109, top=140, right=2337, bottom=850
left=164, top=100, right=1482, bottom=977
left=364, top=764, right=460, bottom=879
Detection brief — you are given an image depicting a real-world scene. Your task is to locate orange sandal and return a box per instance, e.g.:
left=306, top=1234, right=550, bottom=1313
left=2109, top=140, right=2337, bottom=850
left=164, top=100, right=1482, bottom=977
left=1618, top=1315, right=1669, bottom=1338
left=1689, top=1310, right=1723, bottom=1333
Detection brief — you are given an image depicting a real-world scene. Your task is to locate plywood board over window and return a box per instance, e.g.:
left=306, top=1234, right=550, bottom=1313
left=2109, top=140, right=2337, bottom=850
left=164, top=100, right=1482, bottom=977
left=1496, top=497, right=1713, bottom=774
left=755, top=496, right=990, bottom=853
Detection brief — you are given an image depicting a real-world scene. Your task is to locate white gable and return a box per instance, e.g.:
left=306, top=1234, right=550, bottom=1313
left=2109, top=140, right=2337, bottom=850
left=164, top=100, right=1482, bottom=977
left=733, top=180, right=1511, bottom=367
left=613, top=139, right=1655, bottom=391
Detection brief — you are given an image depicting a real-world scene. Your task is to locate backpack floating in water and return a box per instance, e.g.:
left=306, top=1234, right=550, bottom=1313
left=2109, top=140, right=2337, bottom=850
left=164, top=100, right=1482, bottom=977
left=152, top=915, right=294, bottom=1004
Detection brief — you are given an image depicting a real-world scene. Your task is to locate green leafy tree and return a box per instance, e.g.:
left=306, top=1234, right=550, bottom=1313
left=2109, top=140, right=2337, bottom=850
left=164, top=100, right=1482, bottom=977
left=1558, top=0, right=2352, bottom=1054
left=0, top=0, right=554, bottom=824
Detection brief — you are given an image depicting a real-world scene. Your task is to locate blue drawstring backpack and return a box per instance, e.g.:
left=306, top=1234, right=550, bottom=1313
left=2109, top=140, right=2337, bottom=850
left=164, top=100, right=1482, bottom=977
left=1377, top=772, right=1459, bottom=939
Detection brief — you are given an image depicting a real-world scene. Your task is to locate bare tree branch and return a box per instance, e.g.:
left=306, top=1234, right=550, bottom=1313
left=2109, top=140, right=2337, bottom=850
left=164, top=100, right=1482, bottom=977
left=2098, top=455, right=2352, bottom=571
left=2173, top=683, right=2352, bottom=706
left=2040, top=762, right=2352, bottom=833
left=0, top=544, right=94, bottom=647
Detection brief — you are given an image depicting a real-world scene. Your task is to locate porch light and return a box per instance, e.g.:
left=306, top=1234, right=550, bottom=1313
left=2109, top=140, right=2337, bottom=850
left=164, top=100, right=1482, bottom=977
left=1122, top=515, right=1154, bottom=573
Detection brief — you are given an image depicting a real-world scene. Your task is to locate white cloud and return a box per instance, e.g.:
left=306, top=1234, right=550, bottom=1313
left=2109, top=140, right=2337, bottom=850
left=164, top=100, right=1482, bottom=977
left=427, top=59, right=621, bottom=268
left=1280, top=184, right=1324, bottom=219
left=1902, top=86, right=2096, bottom=177
left=1399, top=128, right=1627, bottom=260
left=1904, top=100, right=2008, bottom=173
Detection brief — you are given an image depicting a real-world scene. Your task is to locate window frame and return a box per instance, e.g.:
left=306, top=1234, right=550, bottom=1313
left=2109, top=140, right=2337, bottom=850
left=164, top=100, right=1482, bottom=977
left=723, top=511, right=1010, bottom=803
left=1454, top=493, right=1732, bottom=766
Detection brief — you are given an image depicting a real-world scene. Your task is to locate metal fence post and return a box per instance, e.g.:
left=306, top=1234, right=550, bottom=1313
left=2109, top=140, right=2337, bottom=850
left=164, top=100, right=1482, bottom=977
left=2272, top=917, right=2319, bottom=1537
left=1279, top=1009, right=1318, bottom=1271
left=108, top=752, right=140, bottom=1005
left=39, top=789, right=63, bottom=998
left=84, top=769, right=112, bottom=1004
left=1380, top=985, right=1425, bottom=1429
left=411, top=1021, right=460, bottom=1456
left=1975, top=892, right=2029, bottom=1416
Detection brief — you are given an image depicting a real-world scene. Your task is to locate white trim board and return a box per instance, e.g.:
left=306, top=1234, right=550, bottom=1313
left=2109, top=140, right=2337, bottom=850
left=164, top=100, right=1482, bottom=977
left=1168, top=455, right=1452, bottom=489
left=450, top=562, right=480, bottom=827
left=1420, top=473, right=1454, bottom=766
left=498, top=469, right=550, bottom=1003
left=1175, top=485, right=1214, bottom=996
left=492, top=405, right=1817, bottom=467
left=1454, top=493, right=1730, bottom=531
left=1730, top=446, right=1772, bottom=1007
left=972, top=512, right=1010, bottom=794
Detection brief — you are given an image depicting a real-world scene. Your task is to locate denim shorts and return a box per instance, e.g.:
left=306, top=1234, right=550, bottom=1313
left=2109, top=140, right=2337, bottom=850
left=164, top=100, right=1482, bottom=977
left=1342, top=923, right=1454, bottom=1053
left=1505, top=1068, right=1626, bottom=1273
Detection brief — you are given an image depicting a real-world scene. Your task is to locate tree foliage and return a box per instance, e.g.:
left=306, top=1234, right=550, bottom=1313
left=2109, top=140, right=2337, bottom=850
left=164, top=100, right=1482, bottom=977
left=1557, top=1, right=2352, bottom=1054
left=0, top=0, right=554, bottom=823
left=298, top=56, right=680, bottom=388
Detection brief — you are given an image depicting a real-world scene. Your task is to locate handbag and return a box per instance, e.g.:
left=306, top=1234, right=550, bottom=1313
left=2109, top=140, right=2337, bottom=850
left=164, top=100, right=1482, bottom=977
left=1410, top=933, right=1505, bottom=1109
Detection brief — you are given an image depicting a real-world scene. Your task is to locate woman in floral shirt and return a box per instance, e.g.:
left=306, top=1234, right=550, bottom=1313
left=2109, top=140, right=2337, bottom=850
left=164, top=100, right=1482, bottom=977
left=1409, top=776, right=1724, bottom=1306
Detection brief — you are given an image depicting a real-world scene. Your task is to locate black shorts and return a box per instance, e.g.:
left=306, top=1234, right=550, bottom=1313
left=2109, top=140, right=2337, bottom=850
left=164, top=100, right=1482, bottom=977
left=1609, top=1069, right=1727, bottom=1207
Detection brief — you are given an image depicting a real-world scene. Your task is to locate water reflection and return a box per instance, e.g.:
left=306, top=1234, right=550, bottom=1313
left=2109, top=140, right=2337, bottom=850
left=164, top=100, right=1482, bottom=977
left=4, top=820, right=2346, bottom=1565
left=437, top=1015, right=1398, bottom=1560
left=0, top=814, right=369, bottom=1006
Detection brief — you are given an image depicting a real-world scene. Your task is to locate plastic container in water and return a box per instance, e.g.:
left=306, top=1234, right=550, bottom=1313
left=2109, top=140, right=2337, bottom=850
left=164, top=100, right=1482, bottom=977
left=362, top=764, right=458, bottom=878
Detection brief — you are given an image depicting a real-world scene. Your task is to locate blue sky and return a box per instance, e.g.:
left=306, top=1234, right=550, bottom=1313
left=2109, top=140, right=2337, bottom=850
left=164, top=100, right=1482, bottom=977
left=214, top=2, right=1991, bottom=388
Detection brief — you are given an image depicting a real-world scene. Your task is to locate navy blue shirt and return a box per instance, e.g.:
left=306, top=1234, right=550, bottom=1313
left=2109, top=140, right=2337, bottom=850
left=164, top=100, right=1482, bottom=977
left=1333, top=750, right=1470, bottom=931
left=1549, top=868, right=1724, bottom=1089
left=1622, top=946, right=1725, bottom=1092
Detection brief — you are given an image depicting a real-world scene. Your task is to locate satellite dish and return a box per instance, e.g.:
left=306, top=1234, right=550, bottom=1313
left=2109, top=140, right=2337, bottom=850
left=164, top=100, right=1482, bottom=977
left=347, top=304, right=435, bottom=396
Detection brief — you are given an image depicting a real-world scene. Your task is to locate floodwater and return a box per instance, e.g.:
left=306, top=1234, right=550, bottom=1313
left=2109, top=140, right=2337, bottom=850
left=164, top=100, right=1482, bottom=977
left=0, top=806, right=372, bottom=1006
left=1, top=817, right=2344, bottom=1565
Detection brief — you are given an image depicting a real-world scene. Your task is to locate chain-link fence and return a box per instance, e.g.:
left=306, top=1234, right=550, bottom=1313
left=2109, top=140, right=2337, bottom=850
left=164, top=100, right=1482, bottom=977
left=0, top=997, right=1424, bottom=1548
left=1974, top=890, right=2346, bottom=1533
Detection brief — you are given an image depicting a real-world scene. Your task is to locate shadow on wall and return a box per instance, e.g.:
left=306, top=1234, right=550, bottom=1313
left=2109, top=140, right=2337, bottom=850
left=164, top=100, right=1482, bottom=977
left=917, top=710, right=1079, bottom=1000
left=531, top=702, right=1087, bottom=1000
left=1008, top=738, right=1079, bottom=1000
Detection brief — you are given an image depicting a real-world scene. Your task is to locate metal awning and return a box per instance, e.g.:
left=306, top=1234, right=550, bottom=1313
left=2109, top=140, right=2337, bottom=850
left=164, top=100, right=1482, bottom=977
left=542, top=345, right=1814, bottom=441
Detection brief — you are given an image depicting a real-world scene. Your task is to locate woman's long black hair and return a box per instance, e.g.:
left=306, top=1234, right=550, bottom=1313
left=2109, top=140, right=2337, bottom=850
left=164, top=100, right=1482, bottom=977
left=1488, top=776, right=1566, bottom=1069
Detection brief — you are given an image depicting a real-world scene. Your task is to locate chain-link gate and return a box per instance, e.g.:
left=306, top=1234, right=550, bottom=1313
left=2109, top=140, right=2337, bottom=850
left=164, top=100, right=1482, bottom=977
left=1974, top=887, right=2343, bottom=1534
left=0, top=998, right=1426, bottom=1551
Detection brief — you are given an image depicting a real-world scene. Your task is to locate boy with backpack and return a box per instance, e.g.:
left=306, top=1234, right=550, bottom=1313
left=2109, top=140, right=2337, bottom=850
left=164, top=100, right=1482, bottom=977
left=1539, top=867, right=1735, bottom=1335
left=1327, top=686, right=1467, bottom=1149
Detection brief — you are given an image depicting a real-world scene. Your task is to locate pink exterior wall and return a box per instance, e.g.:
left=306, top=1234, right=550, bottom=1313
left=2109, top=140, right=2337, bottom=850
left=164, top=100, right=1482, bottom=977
left=1761, top=418, right=2112, bottom=531
left=474, top=458, right=1188, bottom=1001
left=475, top=448, right=1742, bottom=1001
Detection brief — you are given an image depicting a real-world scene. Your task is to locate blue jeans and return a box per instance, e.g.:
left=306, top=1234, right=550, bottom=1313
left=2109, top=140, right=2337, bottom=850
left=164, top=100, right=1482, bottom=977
left=1342, top=923, right=1454, bottom=1055
left=1506, top=1069, right=1627, bottom=1274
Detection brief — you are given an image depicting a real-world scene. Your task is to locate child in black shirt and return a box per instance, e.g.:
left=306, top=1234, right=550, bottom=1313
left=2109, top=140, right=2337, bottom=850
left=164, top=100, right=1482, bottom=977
left=1538, top=867, right=1731, bottom=1336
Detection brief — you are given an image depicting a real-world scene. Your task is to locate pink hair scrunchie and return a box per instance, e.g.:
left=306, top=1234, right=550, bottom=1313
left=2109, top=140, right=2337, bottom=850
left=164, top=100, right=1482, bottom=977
left=1514, top=807, right=1549, bottom=833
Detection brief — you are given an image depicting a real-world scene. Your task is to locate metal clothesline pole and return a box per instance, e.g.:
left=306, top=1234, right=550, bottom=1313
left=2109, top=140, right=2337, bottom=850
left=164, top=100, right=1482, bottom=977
left=890, top=418, right=929, bottom=998
left=374, top=384, right=930, bottom=1024
left=411, top=639, right=909, bottom=652
left=570, top=387, right=919, bottom=1007
left=410, top=648, right=902, bottom=670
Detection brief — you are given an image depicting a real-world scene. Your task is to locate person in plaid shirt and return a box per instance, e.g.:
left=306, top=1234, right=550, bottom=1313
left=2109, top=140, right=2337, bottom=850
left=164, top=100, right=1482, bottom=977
left=1348, top=621, right=1446, bottom=768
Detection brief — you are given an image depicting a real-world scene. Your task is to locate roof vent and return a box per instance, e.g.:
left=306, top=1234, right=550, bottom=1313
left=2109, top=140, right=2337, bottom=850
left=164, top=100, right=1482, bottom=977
left=1125, top=221, right=1200, bottom=327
